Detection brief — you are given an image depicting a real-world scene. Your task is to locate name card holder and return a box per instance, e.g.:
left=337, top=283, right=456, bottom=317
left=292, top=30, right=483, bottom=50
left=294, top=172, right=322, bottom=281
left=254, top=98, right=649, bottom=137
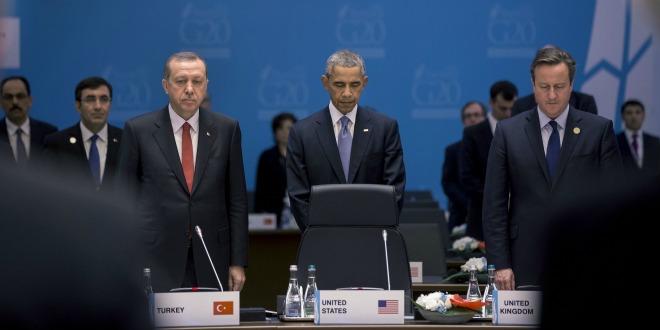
left=492, top=290, right=542, bottom=325
left=314, top=290, right=404, bottom=324
left=154, top=291, right=239, bottom=327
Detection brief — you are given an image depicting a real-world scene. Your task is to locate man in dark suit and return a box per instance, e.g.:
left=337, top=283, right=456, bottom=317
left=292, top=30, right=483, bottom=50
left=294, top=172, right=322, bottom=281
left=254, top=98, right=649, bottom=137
left=43, top=76, right=122, bottom=193
left=115, top=52, right=248, bottom=293
left=286, top=50, right=406, bottom=231
left=511, top=90, right=598, bottom=116
left=483, top=47, right=623, bottom=290
left=441, top=101, right=487, bottom=233
left=0, top=76, right=57, bottom=170
left=459, top=80, right=518, bottom=241
left=616, top=99, right=660, bottom=178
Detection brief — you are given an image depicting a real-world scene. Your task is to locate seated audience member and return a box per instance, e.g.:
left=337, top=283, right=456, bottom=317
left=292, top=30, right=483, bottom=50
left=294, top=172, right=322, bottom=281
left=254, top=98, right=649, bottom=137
left=616, top=99, right=660, bottom=178
left=441, top=101, right=487, bottom=233
left=254, top=112, right=297, bottom=228
left=43, top=76, right=122, bottom=193
left=0, top=76, right=57, bottom=171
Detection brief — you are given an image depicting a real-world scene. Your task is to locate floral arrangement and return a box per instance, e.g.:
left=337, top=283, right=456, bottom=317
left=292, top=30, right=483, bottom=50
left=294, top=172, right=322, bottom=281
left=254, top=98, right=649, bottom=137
left=459, top=257, right=487, bottom=273
left=442, top=257, right=488, bottom=283
left=452, top=236, right=485, bottom=253
left=414, top=291, right=488, bottom=314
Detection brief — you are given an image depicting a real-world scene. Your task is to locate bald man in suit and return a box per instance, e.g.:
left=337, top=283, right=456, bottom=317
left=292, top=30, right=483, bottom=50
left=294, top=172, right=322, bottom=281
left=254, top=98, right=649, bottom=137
left=287, top=50, right=406, bottom=231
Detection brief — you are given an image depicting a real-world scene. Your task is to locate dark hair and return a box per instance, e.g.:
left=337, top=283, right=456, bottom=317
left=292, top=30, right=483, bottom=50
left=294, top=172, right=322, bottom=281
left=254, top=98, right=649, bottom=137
left=271, top=112, right=297, bottom=133
left=75, top=76, right=113, bottom=101
left=530, top=47, right=576, bottom=83
left=620, top=99, right=645, bottom=114
left=164, top=51, right=207, bottom=80
left=1, top=76, right=31, bottom=96
left=489, top=80, right=518, bottom=101
left=460, top=101, right=488, bottom=118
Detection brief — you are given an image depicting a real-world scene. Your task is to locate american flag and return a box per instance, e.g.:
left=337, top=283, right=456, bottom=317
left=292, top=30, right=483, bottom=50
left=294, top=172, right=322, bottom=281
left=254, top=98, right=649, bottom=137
left=378, top=299, right=398, bottom=314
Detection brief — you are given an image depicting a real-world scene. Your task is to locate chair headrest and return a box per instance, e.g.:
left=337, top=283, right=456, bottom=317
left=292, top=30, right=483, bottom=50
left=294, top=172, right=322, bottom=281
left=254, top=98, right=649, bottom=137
left=308, top=184, right=398, bottom=226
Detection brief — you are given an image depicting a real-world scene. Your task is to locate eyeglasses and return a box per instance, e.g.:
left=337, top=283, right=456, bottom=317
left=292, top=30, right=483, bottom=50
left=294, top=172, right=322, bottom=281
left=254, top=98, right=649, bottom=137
left=1, top=93, right=28, bottom=101
left=463, top=113, right=484, bottom=119
left=81, top=96, right=111, bottom=105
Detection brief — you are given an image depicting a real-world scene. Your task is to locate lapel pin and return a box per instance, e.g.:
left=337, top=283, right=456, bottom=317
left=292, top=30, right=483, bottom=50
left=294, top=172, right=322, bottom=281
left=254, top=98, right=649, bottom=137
left=207, top=132, right=211, bottom=137
left=363, top=129, right=369, bottom=132
left=113, top=138, right=118, bottom=143
left=573, top=127, right=580, bottom=134
left=69, top=137, right=77, bottom=144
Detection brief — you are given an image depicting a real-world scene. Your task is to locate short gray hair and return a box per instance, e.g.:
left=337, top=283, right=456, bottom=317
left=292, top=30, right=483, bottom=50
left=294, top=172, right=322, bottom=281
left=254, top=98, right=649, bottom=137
left=164, top=51, right=207, bottom=80
left=324, top=50, right=366, bottom=77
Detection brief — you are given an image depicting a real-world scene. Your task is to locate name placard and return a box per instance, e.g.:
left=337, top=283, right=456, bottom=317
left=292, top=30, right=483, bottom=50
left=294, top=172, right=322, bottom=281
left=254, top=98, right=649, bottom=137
left=492, top=290, right=542, bottom=325
left=409, top=262, right=423, bottom=283
left=154, top=291, right=239, bottom=327
left=314, top=290, right=404, bottom=324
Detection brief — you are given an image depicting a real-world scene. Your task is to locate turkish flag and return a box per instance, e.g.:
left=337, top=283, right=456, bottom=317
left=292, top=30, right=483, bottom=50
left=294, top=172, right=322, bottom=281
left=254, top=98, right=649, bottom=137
left=213, top=301, right=234, bottom=315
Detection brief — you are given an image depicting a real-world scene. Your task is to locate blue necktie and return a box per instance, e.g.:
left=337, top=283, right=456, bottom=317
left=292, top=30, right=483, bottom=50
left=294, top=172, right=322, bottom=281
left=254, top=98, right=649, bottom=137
left=15, top=128, right=28, bottom=164
left=546, top=121, right=560, bottom=180
left=89, top=134, right=101, bottom=188
left=338, top=116, right=352, bottom=181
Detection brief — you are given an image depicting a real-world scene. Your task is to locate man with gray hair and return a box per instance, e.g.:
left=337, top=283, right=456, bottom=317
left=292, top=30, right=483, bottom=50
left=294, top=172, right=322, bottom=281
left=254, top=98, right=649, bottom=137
left=286, top=49, right=406, bottom=231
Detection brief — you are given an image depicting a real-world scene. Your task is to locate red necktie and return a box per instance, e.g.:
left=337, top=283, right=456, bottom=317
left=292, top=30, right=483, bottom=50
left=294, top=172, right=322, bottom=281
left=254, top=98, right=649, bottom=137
left=182, top=122, right=194, bottom=193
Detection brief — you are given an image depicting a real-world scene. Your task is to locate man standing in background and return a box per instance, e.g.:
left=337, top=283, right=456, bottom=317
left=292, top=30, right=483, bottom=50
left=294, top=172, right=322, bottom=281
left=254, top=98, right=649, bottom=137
left=441, top=101, right=487, bottom=234
left=460, top=80, right=518, bottom=241
left=616, top=99, right=660, bottom=178
left=0, top=76, right=57, bottom=170
left=43, top=76, right=122, bottom=193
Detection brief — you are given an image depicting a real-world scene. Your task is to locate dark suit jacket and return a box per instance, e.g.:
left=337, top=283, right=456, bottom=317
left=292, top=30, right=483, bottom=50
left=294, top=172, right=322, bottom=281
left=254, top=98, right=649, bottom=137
left=459, top=119, right=494, bottom=240
left=616, top=132, right=660, bottom=178
left=511, top=91, right=598, bottom=116
left=286, top=106, right=406, bottom=231
left=115, top=107, right=249, bottom=292
left=483, top=107, right=623, bottom=287
left=0, top=117, right=57, bottom=169
left=254, top=146, right=287, bottom=226
left=43, top=123, right=122, bottom=193
left=441, top=140, right=467, bottom=231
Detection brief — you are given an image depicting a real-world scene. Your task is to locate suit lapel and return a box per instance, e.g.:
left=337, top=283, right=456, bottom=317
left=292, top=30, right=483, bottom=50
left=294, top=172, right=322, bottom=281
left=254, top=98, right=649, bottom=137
left=523, top=110, right=552, bottom=183
left=349, top=107, right=373, bottom=183
left=315, top=109, right=345, bottom=182
left=153, top=108, right=189, bottom=193
left=193, top=110, right=215, bottom=193
left=554, top=108, right=580, bottom=185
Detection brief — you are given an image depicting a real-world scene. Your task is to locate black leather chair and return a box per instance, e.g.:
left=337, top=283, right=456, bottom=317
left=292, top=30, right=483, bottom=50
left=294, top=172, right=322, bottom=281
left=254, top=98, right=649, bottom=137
left=398, top=222, right=448, bottom=282
left=295, top=184, right=413, bottom=317
left=398, top=207, right=451, bottom=251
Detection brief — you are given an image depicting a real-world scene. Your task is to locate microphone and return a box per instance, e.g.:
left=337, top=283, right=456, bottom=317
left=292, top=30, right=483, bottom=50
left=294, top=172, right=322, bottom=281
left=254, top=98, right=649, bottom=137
left=194, top=225, right=224, bottom=292
left=382, top=229, right=391, bottom=290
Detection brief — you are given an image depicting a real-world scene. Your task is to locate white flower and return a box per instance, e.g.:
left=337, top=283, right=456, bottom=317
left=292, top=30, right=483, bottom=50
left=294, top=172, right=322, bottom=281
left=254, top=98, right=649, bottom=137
left=460, top=257, right=487, bottom=272
left=415, top=291, right=453, bottom=313
left=452, top=236, right=479, bottom=252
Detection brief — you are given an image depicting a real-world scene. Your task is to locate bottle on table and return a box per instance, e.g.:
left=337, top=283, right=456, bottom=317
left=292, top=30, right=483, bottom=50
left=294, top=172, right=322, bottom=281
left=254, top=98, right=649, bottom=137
left=303, top=265, right=318, bottom=318
left=466, top=265, right=482, bottom=301
left=143, top=267, right=155, bottom=324
left=483, top=264, right=497, bottom=318
left=285, top=265, right=301, bottom=317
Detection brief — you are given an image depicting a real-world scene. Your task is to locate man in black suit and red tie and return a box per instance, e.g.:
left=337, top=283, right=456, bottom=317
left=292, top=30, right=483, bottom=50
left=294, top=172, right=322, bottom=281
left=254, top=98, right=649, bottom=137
left=115, top=51, right=248, bottom=293
left=43, top=76, right=122, bottom=193
left=616, top=99, right=660, bottom=178
left=286, top=49, right=406, bottom=231
left=0, top=76, right=57, bottom=170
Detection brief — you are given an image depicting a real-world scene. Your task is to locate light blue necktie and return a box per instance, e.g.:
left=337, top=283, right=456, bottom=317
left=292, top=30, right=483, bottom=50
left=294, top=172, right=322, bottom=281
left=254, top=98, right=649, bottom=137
left=89, top=134, right=101, bottom=188
left=15, top=128, right=28, bottom=164
left=546, top=121, right=560, bottom=180
left=338, top=116, right=352, bottom=181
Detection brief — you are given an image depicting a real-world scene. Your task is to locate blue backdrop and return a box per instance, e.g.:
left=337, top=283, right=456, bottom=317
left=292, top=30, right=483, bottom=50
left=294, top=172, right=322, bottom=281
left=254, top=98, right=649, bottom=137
left=2, top=0, right=658, bottom=209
